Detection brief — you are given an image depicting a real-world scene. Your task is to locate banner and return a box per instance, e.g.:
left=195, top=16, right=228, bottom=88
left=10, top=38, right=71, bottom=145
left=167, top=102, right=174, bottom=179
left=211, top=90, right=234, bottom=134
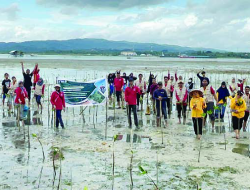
left=58, top=78, right=108, bottom=107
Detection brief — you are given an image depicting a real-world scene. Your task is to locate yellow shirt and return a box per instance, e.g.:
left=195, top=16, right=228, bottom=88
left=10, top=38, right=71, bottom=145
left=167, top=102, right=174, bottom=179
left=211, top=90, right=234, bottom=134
left=190, top=97, right=206, bottom=118
left=230, top=97, right=247, bottom=118
left=216, top=92, right=229, bottom=104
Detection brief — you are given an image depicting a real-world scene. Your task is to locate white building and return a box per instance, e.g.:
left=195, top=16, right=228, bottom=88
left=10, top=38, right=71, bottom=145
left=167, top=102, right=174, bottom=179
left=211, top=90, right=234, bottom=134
left=120, top=51, right=137, bottom=56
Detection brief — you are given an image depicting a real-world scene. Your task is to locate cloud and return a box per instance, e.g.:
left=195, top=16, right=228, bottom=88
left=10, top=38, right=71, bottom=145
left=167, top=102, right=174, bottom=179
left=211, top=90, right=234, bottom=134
left=0, top=3, right=20, bottom=21
left=36, top=0, right=172, bottom=10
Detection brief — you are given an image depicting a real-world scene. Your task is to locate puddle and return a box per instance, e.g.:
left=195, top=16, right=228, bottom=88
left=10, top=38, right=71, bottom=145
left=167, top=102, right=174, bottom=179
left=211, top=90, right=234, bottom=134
left=232, top=143, right=250, bottom=157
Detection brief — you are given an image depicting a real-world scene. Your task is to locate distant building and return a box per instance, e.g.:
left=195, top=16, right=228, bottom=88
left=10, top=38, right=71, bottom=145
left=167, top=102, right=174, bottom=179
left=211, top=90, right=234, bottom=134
left=120, top=51, right=137, bottom=56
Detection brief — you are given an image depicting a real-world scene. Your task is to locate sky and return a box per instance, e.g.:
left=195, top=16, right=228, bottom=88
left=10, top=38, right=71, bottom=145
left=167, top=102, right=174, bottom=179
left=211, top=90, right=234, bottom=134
left=0, top=0, right=249, bottom=52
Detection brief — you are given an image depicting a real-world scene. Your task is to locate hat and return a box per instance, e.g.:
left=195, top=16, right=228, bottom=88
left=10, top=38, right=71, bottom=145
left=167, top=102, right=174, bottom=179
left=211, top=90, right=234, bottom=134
left=18, top=80, right=23, bottom=85
left=54, top=84, right=61, bottom=88
left=128, top=77, right=134, bottom=82
left=178, top=80, right=184, bottom=84
left=237, top=90, right=244, bottom=96
left=189, top=89, right=203, bottom=97
left=158, top=81, right=163, bottom=86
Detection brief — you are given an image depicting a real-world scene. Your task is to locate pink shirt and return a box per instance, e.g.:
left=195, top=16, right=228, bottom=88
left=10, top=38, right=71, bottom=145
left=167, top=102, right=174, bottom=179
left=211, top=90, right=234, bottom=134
left=114, top=77, right=124, bottom=92
left=15, top=87, right=28, bottom=105
left=50, top=91, right=66, bottom=110
left=125, top=85, right=141, bottom=105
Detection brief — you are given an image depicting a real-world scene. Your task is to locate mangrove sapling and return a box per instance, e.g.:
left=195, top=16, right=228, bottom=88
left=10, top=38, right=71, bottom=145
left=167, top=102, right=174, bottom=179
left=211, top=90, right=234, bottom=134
left=138, top=165, right=159, bottom=190
left=57, top=148, right=64, bottom=190
left=51, top=146, right=64, bottom=188
left=130, top=150, right=134, bottom=189
left=112, top=135, right=118, bottom=190
left=32, top=133, right=45, bottom=162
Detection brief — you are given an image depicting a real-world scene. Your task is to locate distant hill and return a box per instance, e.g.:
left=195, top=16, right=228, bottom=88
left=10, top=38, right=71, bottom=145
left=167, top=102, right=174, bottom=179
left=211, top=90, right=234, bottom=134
left=0, top=38, right=224, bottom=53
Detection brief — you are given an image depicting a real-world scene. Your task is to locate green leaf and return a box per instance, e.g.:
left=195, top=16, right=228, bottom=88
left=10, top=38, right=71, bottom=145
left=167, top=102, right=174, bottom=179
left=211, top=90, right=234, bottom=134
left=83, top=187, right=88, bottom=190
left=223, top=103, right=227, bottom=107
left=213, top=106, right=220, bottom=110
left=114, top=135, right=118, bottom=142
left=207, top=110, right=213, bottom=115
left=138, top=165, right=147, bottom=175
left=32, top=133, right=37, bottom=138
left=201, top=113, right=206, bottom=117
left=131, top=150, right=134, bottom=154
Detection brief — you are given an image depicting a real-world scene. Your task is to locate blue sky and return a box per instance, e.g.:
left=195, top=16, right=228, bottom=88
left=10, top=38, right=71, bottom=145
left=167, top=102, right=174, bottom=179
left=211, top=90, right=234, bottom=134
left=0, top=0, right=249, bottom=51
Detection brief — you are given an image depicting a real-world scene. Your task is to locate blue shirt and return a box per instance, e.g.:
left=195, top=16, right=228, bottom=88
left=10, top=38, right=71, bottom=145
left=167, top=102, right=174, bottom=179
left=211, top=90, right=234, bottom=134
left=153, top=89, right=168, bottom=108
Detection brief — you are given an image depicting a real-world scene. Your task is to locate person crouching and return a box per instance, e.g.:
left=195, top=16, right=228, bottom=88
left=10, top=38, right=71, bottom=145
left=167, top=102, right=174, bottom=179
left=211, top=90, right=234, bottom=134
left=190, top=89, right=206, bottom=140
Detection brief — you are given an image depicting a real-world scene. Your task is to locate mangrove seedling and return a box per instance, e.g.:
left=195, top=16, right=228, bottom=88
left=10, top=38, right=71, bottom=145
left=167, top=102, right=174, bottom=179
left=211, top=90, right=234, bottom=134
left=32, top=133, right=45, bottom=162
left=138, top=165, right=158, bottom=190
left=112, top=135, right=118, bottom=190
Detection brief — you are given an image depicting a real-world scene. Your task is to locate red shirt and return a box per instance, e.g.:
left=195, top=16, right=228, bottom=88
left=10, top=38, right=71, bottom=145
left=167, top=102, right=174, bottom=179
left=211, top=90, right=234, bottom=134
left=50, top=91, right=66, bottom=110
left=125, top=85, right=141, bottom=105
left=114, top=77, right=124, bottom=92
left=15, top=87, right=28, bottom=105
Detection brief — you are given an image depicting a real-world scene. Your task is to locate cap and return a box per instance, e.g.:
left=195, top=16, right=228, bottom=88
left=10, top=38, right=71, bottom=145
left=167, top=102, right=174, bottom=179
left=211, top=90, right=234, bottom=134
left=237, top=90, right=243, bottom=96
left=128, top=77, right=134, bottom=82
left=54, top=84, right=61, bottom=88
left=178, top=80, right=184, bottom=84
left=158, top=81, right=163, bottom=86
left=221, top=81, right=226, bottom=86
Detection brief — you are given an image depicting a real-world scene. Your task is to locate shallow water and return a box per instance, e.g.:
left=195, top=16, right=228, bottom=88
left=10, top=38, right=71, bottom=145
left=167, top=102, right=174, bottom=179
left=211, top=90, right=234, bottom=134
left=0, top=56, right=250, bottom=189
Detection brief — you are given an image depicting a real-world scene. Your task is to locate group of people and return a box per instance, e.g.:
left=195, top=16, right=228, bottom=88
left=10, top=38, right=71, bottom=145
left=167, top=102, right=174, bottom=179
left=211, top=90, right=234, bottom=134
left=108, top=70, right=249, bottom=139
left=1, top=62, right=67, bottom=129
left=1, top=63, right=44, bottom=115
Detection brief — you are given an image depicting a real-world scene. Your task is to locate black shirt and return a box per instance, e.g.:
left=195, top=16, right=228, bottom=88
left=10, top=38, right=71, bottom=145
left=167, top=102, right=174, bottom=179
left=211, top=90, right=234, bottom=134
left=23, top=72, right=33, bottom=88
left=2, top=79, right=11, bottom=94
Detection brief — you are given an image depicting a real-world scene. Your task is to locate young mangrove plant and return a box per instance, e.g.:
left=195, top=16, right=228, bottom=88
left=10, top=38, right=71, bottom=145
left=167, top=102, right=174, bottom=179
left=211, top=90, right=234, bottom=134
left=32, top=133, right=45, bottom=162
left=112, top=135, right=118, bottom=190
left=138, top=165, right=158, bottom=190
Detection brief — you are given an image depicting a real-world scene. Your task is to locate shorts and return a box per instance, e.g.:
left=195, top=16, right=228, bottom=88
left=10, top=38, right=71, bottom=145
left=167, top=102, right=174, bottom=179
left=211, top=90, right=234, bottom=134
left=35, top=95, right=42, bottom=104
left=116, top=91, right=122, bottom=102
left=243, top=111, right=249, bottom=122
left=109, top=84, right=114, bottom=96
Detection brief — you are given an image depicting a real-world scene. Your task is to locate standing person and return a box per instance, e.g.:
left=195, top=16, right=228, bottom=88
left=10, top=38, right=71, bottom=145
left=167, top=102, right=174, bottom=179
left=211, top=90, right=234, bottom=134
left=237, top=79, right=245, bottom=92
left=125, top=77, right=141, bottom=130
left=197, top=70, right=209, bottom=87
left=147, top=72, right=157, bottom=93
left=175, top=81, right=188, bottom=124
left=21, top=62, right=35, bottom=105
left=34, top=78, right=45, bottom=112
left=135, top=74, right=147, bottom=111
left=190, top=89, right=206, bottom=140
left=164, top=76, right=174, bottom=115
left=243, top=86, right=250, bottom=131
left=200, top=78, right=218, bottom=128
left=215, top=82, right=230, bottom=121
left=15, top=81, right=28, bottom=122
left=230, top=90, right=246, bottom=139
left=150, top=78, right=159, bottom=114
left=8, top=76, right=18, bottom=111
left=185, top=78, right=195, bottom=109
left=153, top=82, right=168, bottom=127
left=114, top=71, right=124, bottom=109
left=50, top=84, right=65, bottom=129
left=108, top=73, right=116, bottom=101
left=229, top=77, right=238, bottom=97
left=2, top=73, right=11, bottom=109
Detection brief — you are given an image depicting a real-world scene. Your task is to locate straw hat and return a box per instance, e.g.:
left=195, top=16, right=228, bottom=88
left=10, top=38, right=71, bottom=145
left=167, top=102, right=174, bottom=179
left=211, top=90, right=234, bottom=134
left=190, top=89, right=203, bottom=97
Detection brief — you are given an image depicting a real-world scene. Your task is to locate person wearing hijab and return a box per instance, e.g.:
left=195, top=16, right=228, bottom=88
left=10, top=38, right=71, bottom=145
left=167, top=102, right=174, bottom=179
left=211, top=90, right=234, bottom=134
left=185, top=78, right=195, bottom=109
left=215, top=81, right=230, bottom=120
left=15, top=81, right=28, bottom=121
left=230, top=90, right=247, bottom=139
left=34, top=78, right=45, bottom=112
